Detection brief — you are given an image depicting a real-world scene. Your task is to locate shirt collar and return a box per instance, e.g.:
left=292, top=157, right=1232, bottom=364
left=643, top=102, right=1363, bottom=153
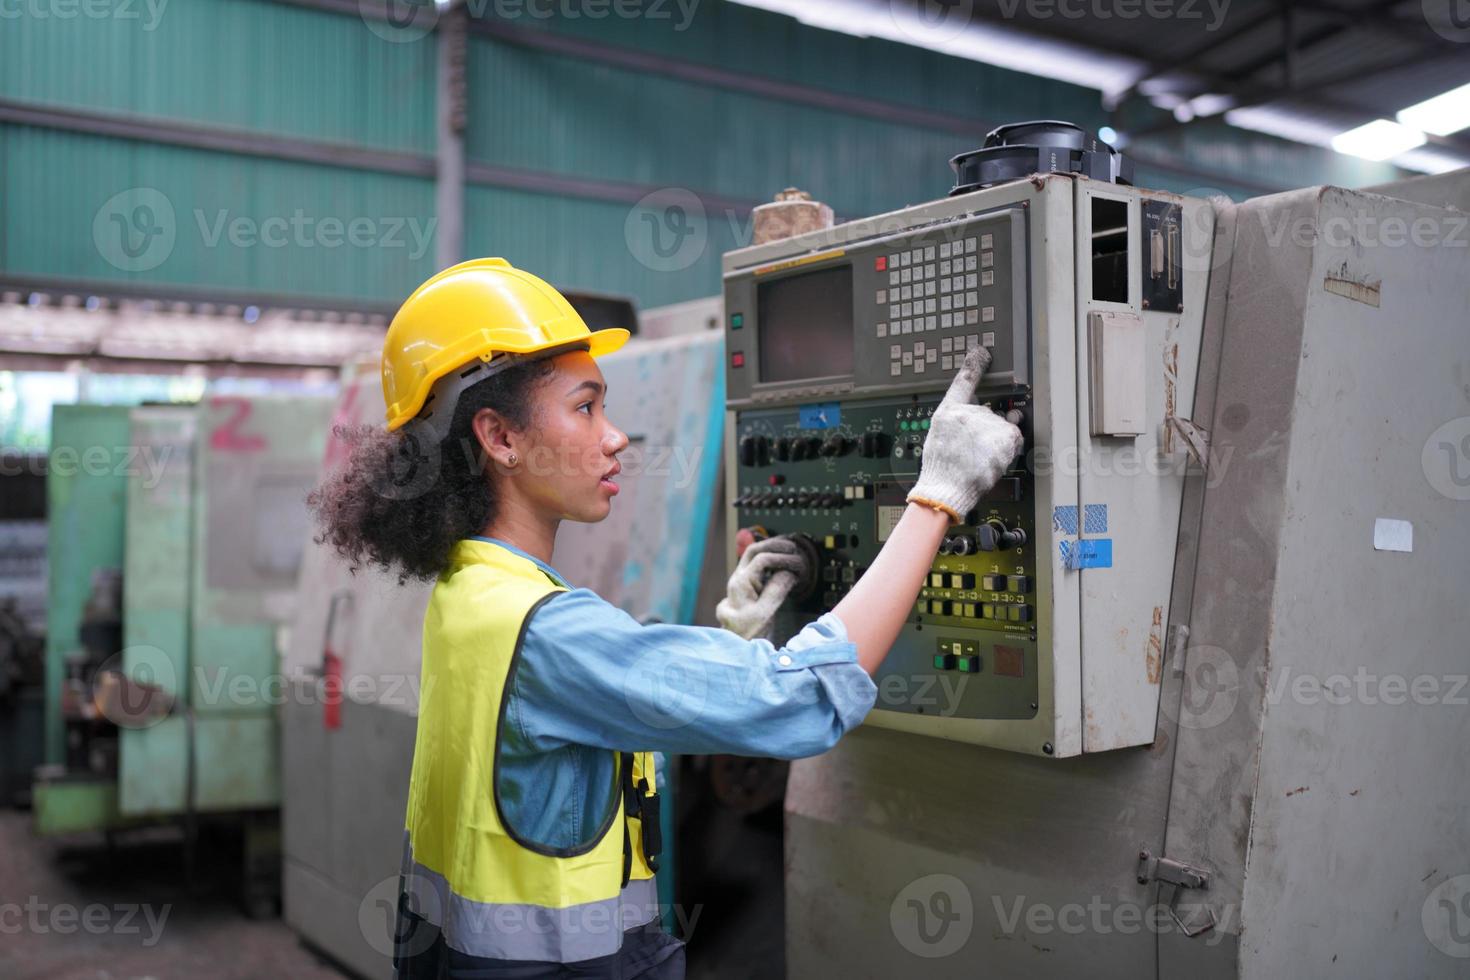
left=471, top=536, right=569, bottom=588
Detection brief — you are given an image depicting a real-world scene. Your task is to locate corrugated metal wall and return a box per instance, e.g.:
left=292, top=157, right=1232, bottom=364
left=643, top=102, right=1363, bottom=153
left=0, top=0, right=1406, bottom=311
left=0, top=0, right=434, bottom=150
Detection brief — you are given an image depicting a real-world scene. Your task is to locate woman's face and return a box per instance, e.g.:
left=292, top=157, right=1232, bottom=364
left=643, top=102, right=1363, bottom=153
left=512, top=351, right=629, bottom=523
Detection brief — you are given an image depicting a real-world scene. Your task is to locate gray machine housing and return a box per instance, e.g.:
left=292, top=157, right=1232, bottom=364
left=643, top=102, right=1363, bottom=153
left=752, top=177, right=1470, bottom=976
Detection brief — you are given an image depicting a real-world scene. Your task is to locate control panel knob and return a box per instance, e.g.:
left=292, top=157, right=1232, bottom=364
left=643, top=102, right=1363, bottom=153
left=979, top=520, right=1027, bottom=551
left=858, top=432, right=890, bottom=458
left=774, top=437, right=793, bottom=462
left=738, top=435, right=758, bottom=468
left=795, top=491, right=813, bottom=507
left=819, top=434, right=849, bottom=457
left=946, top=534, right=977, bottom=556
left=803, top=437, right=823, bottom=458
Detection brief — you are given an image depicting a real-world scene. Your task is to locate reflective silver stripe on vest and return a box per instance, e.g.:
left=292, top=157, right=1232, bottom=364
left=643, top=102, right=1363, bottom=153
left=399, top=833, right=662, bottom=963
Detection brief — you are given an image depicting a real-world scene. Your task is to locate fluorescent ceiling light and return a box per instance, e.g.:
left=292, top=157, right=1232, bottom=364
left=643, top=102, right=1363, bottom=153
left=725, top=0, right=1141, bottom=92
left=1391, top=146, right=1469, bottom=175
left=1188, top=93, right=1234, bottom=118
left=1331, top=119, right=1427, bottom=162
left=1224, top=106, right=1342, bottom=148
left=1397, top=83, right=1470, bottom=137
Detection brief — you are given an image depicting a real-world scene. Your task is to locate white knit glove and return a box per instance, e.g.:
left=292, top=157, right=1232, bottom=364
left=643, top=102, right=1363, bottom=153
left=715, top=536, right=810, bottom=640
left=906, top=345, right=1025, bottom=525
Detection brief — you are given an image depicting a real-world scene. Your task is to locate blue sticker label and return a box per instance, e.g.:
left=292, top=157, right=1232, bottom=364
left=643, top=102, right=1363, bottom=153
left=1083, top=504, right=1109, bottom=534
left=1052, top=506, right=1078, bottom=534
left=1060, top=538, right=1113, bottom=570
left=799, top=403, right=841, bottom=429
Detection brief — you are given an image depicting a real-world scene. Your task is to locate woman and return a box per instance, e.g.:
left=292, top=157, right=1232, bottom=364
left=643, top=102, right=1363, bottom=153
left=310, top=258, right=1023, bottom=979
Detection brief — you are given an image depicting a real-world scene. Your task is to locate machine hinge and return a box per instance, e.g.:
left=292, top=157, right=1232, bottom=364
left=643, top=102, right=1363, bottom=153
left=1136, top=846, right=1216, bottom=937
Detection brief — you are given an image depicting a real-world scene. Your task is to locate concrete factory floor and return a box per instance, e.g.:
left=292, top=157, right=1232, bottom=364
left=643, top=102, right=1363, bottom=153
left=0, top=792, right=784, bottom=980
left=0, top=808, right=344, bottom=980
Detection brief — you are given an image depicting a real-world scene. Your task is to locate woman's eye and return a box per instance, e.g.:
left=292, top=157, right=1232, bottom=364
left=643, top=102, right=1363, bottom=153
left=577, top=402, right=594, bottom=415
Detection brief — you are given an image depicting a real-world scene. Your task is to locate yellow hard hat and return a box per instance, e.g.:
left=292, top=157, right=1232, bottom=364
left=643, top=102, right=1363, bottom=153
left=381, top=257, right=630, bottom=432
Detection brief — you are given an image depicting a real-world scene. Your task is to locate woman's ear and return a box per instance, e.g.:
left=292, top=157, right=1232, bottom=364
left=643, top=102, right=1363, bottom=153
left=471, top=407, right=518, bottom=469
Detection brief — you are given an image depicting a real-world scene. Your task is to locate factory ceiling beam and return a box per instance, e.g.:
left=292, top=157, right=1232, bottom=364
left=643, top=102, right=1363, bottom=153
left=0, top=99, right=436, bottom=178
left=0, top=96, right=765, bottom=217
left=1111, top=5, right=1284, bottom=106
left=1122, top=51, right=1470, bottom=157
left=1105, top=0, right=1470, bottom=157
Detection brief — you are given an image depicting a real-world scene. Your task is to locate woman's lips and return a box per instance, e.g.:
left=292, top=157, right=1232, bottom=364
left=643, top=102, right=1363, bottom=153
left=600, top=463, right=620, bottom=495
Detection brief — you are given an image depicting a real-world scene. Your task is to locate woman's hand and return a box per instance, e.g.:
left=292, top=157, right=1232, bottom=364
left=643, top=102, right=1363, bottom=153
left=716, top=536, right=812, bottom=640
left=905, top=345, right=1025, bottom=524
left=833, top=345, right=1023, bottom=673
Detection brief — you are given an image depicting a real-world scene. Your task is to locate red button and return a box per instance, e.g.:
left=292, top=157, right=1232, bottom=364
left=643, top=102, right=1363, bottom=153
left=875, top=256, right=887, bottom=271
left=768, top=474, right=785, bottom=485
left=732, top=351, right=745, bottom=368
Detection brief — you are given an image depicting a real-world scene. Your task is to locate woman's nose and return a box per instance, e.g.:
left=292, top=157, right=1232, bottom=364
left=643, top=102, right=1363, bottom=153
left=603, top=424, right=629, bottom=454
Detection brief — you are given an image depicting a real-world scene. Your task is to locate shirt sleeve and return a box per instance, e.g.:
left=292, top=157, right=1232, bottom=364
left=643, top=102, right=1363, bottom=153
left=503, top=588, right=877, bottom=759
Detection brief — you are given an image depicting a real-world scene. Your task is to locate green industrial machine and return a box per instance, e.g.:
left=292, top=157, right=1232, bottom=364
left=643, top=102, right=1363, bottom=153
left=35, top=396, right=331, bottom=912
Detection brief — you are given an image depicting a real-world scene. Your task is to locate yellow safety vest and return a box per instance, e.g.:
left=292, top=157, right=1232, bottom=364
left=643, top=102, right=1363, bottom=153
left=400, top=539, right=661, bottom=963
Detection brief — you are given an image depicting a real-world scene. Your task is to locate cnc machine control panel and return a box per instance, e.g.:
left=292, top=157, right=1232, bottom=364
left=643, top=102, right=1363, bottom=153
left=722, top=176, right=1212, bottom=756
left=725, top=205, right=1041, bottom=726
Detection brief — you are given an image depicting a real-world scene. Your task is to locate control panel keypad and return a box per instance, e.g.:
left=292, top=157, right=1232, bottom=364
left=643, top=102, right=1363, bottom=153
left=881, top=236, right=999, bottom=378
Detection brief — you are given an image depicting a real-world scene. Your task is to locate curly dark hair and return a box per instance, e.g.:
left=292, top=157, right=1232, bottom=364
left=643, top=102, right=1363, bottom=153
left=308, top=357, right=556, bottom=582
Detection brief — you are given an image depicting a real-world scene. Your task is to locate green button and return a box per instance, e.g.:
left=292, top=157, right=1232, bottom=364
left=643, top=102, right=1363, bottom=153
left=731, top=313, right=744, bottom=329
left=932, top=654, right=945, bottom=669
left=899, top=421, right=910, bottom=431
left=921, top=419, right=931, bottom=429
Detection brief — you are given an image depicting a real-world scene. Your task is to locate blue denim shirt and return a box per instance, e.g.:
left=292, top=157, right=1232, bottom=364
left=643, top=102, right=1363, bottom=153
left=480, top=537, right=877, bottom=851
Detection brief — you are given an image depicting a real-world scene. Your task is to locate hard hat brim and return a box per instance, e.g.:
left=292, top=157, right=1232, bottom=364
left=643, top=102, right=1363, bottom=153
left=584, top=326, right=631, bottom=358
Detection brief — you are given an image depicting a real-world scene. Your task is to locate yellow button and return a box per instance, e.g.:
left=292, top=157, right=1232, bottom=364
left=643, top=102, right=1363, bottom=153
left=824, top=535, right=839, bottom=549
left=962, top=602, right=977, bottom=618
left=929, top=572, right=945, bottom=588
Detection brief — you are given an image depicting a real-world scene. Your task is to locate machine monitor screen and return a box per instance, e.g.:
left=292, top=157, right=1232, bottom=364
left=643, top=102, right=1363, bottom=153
left=756, top=265, right=854, bottom=383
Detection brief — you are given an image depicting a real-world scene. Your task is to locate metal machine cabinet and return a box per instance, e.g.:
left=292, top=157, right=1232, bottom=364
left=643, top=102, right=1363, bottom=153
left=768, top=179, right=1470, bottom=977
left=119, top=406, right=196, bottom=816
left=35, top=396, right=331, bottom=845
left=189, top=395, right=331, bottom=811
left=34, top=405, right=133, bottom=832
